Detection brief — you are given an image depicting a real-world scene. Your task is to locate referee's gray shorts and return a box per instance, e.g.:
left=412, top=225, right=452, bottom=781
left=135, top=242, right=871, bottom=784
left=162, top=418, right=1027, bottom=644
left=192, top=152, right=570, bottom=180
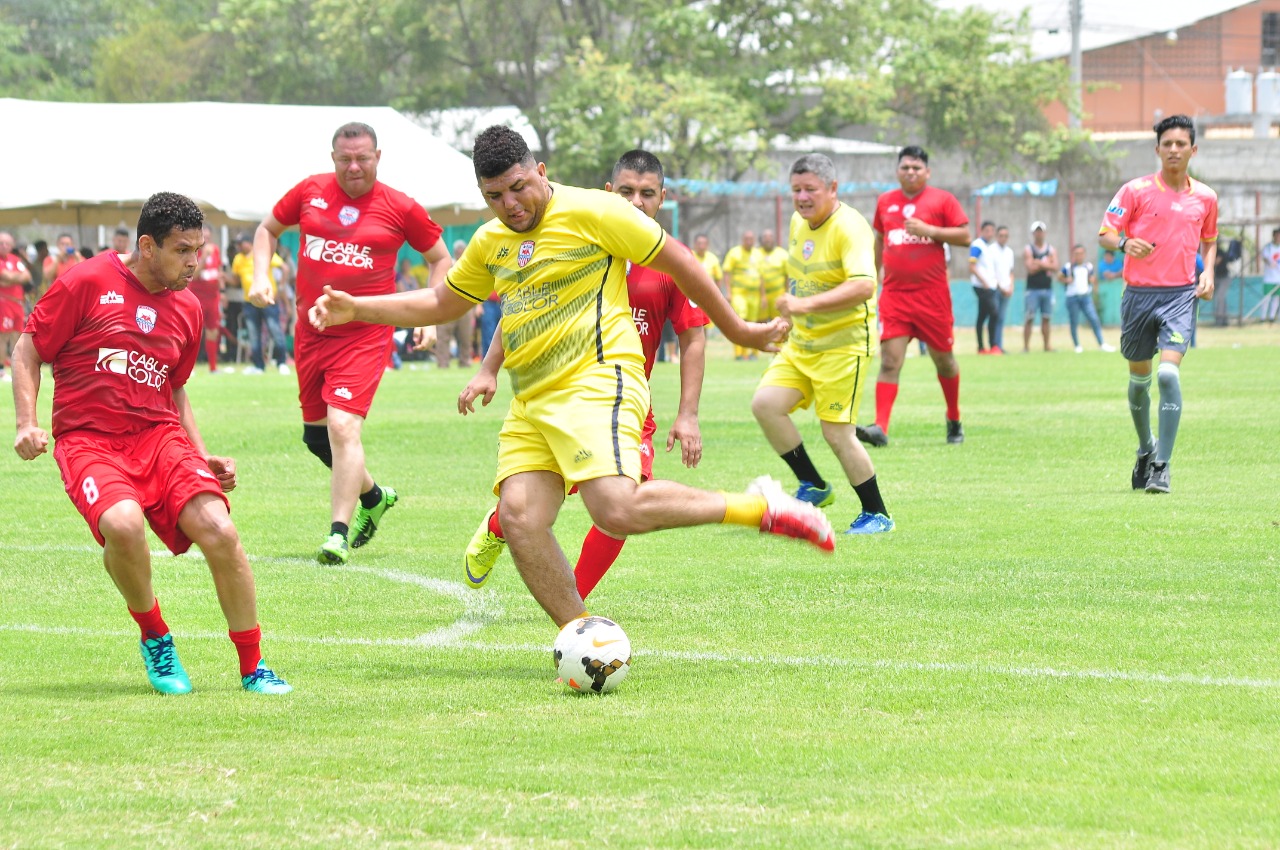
left=1119, top=284, right=1197, bottom=361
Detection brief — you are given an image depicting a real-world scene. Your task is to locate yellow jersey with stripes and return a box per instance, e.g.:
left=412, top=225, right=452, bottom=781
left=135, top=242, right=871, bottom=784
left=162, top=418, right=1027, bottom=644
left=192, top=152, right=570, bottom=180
left=446, top=183, right=664, bottom=399
left=758, top=246, right=789, bottom=295
left=786, top=202, right=878, bottom=354
left=722, top=245, right=762, bottom=292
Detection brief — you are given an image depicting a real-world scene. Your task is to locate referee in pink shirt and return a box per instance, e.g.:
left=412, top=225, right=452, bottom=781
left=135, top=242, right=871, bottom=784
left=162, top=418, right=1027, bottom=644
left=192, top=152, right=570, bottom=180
left=1099, top=115, right=1219, bottom=494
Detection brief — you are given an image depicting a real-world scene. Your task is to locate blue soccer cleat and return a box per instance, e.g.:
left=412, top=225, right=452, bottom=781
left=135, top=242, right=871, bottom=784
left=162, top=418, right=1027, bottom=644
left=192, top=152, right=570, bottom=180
left=241, top=661, right=293, bottom=695
left=845, top=511, right=895, bottom=535
left=794, top=480, right=835, bottom=508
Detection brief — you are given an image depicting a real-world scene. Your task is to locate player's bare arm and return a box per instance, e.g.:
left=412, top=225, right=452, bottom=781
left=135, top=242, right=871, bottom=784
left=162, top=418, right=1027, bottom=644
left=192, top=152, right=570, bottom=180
left=904, top=219, right=971, bottom=247
left=670, top=325, right=706, bottom=468
left=310, top=281, right=474, bottom=332
left=250, top=214, right=285, bottom=307
left=415, top=238, right=455, bottom=348
left=459, top=326, right=506, bottom=415
left=11, top=333, right=48, bottom=460
left=1198, top=241, right=1217, bottom=300
left=775, top=276, right=876, bottom=320
left=646, top=240, right=786, bottom=352
left=174, top=386, right=237, bottom=492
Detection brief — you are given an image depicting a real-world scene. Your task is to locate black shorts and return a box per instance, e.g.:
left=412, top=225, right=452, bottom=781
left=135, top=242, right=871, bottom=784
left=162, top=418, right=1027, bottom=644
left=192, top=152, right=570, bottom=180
left=1119, top=284, right=1197, bottom=361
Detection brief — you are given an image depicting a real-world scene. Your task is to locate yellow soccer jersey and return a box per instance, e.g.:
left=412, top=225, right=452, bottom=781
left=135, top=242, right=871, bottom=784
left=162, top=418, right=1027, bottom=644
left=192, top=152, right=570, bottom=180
left=722, top=245, right=761, bottom=291
left=446, top=183, right=664, bottom=399
left=696, top=250, right=722, bottom=283
left=786, top=203, right=878, bottom=354
left=759, top=246, right=789, bottom=295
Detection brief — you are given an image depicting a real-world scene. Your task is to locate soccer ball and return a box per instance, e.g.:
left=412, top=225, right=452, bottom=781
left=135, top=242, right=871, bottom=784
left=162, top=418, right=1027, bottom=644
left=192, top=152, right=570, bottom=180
left=553, top=616, right=632, bottom=694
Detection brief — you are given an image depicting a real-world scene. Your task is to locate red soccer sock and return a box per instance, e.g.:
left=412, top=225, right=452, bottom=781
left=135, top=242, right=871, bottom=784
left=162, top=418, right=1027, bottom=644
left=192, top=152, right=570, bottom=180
left=205, top=337, right=219, bottom=371
left=574, top=526, right=626, bottom=600
left=489, top=503, right=504, bottom=539
left=129, top=598, right=169, bottom=640
left=938, top=373, right=961, bottom=421
left=874, top=381, right=899, bottom=432
left=228, top=625, right=263, bottom=677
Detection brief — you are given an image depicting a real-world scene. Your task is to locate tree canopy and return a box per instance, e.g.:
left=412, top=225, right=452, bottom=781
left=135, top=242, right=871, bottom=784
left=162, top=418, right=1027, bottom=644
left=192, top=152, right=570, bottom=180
left=0, top=0, right=1093, bottom=183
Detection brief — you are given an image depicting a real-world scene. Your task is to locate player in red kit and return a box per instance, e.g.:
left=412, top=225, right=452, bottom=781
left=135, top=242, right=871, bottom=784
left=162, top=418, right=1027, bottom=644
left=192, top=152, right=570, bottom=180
left=458, top=149, right=711, bottom=599
left=251, top=122, right=452, bottom=565
left=11, top=193, right=290, bottom=695
left=0, top=230, right=32, bottom=384
left=189, top=223, right=225, bottom=373
left=862, top=146, right=971, bottom=447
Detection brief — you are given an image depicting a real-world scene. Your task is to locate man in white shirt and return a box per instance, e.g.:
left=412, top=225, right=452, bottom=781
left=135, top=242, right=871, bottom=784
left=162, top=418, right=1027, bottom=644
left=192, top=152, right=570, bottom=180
left=1260, top=227, right=1280, bottom=323
left=990, top=225, right=1015, bottom=352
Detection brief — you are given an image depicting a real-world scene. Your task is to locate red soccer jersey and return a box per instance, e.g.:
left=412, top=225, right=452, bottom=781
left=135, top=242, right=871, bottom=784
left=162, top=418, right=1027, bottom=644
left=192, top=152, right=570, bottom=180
left=190, top=244, right=222, bottom=301
left=873, top=186, right=968, bottom=291
left=0, top=252, right=27, bottom=303
left=627, top=259, right=710, bottom=379
left=1099, top=172, right=1218, bottom=289
left=24, top=252, right=202, bottom=439
left=272, top=173, right=443, bottom=337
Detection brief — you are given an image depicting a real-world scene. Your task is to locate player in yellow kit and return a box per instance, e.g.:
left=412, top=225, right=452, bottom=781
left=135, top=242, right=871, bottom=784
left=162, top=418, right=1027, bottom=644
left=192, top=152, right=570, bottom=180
left=309, top=126, right=836, bottom=630
left=722, top=231, right=764, bottom=359
left=758, top=228, right=789, bottom=320
left=751, top=153, right=893, bottom=535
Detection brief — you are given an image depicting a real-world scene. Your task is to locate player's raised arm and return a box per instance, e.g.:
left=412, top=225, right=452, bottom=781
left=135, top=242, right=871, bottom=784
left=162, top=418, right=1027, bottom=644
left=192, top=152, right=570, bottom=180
left=646, top=239, right=786, bottom=352
left=309, top=282, right=475, bottom=332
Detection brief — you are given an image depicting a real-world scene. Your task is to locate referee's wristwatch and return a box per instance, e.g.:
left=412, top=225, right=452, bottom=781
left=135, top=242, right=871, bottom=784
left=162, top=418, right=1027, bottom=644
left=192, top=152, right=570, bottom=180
left=1117, top=236, right=1129, bottom=254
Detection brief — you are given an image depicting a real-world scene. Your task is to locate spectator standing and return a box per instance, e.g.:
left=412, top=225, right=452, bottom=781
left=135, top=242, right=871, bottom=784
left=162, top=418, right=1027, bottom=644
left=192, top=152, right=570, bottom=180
left=1022, top=221, right=1058, bottom=353
left=1259, top=227, right=1280, bottom=323
left=969, top=221, right=999, bottom=353
left=0, top=231, right=32, bottom=382
left=43, top=233, right=83, bottom=300
left=230, top=235, right=289, bottom=375
left=1059, top=244, right=1115, bottom=353
left=722, top=230, right=764, bottom=360
left=990, top=225, right=1015, bottom=353
left=434, top=239, right=476, bottom=368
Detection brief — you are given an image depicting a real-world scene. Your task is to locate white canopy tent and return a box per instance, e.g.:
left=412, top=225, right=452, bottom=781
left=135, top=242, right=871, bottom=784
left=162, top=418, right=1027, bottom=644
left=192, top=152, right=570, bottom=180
left=0, top=99, right=490, bottom=239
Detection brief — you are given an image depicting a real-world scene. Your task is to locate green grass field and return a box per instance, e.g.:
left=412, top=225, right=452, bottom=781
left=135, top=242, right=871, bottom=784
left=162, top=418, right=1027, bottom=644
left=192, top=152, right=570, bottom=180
left=2, top=325, right=1277, bottom=849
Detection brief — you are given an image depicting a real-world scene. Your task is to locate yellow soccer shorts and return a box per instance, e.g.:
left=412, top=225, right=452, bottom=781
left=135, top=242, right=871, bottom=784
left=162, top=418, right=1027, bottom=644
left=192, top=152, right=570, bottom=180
left=758, top=343, right=873, bottom=424
left=494, top=360, right=649, bottom=495
left=730, top=286, right=761, bottom=322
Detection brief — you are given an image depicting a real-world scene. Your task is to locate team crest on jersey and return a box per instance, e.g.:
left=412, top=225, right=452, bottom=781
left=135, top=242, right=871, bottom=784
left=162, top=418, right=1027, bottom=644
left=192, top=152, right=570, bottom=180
left=135, top=305, right=157, bottom=334
left=517, top=240, right=535, bottom=268
left=339, top=205, right=360, bottom=226
left=903, top=203, right=916, bottom=218
left=802, top=240, right=815, bottom=260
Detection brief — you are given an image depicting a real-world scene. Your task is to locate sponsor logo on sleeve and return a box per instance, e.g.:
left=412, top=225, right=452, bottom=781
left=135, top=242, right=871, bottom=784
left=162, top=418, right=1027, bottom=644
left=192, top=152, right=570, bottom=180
left=99, top=291, right=124, bottom=305
left=309, top=197, right=329, bottom=209
left=1107, top=203, right=1127, bottom=217
left=135, top=305, right=157, bottom=334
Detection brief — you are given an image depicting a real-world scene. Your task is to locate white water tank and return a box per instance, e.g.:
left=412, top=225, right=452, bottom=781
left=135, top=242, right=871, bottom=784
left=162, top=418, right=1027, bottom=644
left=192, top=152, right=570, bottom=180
left=1257, top=69, right=1280, bottom=114
left=1226, top=68, right=1253, bottom=114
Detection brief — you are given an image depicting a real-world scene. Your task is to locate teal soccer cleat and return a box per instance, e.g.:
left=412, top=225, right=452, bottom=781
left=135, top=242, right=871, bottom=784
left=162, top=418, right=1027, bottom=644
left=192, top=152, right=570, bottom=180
left=140, top=633, right=192, bottom=695
left=242, top=661, right=293, bottom=695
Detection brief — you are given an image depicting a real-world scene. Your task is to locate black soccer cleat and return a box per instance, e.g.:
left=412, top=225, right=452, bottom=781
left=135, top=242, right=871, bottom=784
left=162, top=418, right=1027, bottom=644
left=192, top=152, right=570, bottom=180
left=856, top=423, right=889, bottom=447
left=945, top=419, right=964, bottom=444
left=1131, top=442, right=1158, bottom=490
left=1145, top=462, right=1170, bottom=494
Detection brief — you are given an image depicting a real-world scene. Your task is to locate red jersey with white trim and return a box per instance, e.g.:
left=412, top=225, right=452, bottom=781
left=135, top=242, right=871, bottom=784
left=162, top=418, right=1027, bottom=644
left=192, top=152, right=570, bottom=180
left=626, top=255, right=710, bottom=379
left=23, top=252, right=202, bottom=439
left=1099, top=172, right=1218, bottom=289
left=1, top=252, right=28, bottom=304
left=190, top=244, right=221, bottom=300
left=873, top=186, right=968, bottom=291
left=272, top=173, right=443, bottom=338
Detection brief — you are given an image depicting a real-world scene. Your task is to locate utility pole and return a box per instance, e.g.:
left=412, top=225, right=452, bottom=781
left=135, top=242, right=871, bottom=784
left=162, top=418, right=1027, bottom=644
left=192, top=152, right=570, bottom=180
left=1069, top=0, right=1083, bottom=128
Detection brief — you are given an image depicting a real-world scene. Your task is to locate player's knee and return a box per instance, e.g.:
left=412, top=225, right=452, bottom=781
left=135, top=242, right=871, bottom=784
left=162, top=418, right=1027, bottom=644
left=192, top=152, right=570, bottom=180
left=1157, top=362, right=1180, bottom=392
left=302, top=423, right=333, bottom=468
left=98, top=502, right=146, bottom=544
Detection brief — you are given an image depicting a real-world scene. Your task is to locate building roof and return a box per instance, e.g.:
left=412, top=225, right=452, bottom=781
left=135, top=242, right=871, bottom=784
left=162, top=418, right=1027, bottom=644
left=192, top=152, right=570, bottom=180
left=936, top=0, right=1259, bottom=59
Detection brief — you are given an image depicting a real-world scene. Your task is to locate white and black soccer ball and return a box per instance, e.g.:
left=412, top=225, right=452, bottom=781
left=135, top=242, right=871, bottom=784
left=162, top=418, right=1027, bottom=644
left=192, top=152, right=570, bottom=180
left=553, top=616, right=632, bottom=694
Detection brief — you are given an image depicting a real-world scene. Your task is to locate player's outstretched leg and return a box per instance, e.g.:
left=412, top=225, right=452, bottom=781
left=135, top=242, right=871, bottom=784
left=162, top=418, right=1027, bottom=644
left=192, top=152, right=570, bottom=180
left=464, top=504, right=507, bottom=589
left=748, top=477, right=835, bottom=552
left=351, top=484, right=397, bottom=549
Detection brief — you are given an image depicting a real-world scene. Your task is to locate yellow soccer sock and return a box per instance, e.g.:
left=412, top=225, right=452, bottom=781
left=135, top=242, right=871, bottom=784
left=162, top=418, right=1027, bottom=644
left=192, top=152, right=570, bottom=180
left=721, top=492, right=767, bottom=527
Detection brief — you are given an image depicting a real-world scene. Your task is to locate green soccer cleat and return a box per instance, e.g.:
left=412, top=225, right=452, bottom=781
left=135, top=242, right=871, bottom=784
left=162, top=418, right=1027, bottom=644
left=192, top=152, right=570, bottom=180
left=464, top=507, right=506, bottom=589
left=351, top=486, right=398, bottom=549
left=241, top=661, right=293, bottom=695
left=139, top=633, right=192, bottom=695
left=317, top=532, right=349, bottom=565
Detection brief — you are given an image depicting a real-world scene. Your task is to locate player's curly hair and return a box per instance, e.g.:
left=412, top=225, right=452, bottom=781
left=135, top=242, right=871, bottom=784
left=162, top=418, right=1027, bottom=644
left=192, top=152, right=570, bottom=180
left=472, top=125, right=535, bottom=180
left=136, top=192, right=203, bottom=247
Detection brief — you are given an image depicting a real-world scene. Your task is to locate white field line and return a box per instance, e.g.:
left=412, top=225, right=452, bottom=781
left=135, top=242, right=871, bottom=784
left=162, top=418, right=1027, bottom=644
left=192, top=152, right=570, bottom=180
left=4, top=545, right=1278, bottom=690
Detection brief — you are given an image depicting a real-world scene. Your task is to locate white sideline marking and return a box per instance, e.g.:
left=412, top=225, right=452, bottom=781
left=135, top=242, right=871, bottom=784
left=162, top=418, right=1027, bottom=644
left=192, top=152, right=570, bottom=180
left=5, top=545, right=1277, bottom=691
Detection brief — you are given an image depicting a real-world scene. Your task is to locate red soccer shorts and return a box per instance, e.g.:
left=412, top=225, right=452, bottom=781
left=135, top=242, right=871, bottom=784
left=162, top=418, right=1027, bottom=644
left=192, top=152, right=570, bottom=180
left=196, top=295, right=221, bottom=332
left=54, top=424, right=229, bottom=555
left=295, top=324, right=393, bottom=421
left=878, top=286, right=956, bottom=353
left=0, top=299, right=23, bottom=333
